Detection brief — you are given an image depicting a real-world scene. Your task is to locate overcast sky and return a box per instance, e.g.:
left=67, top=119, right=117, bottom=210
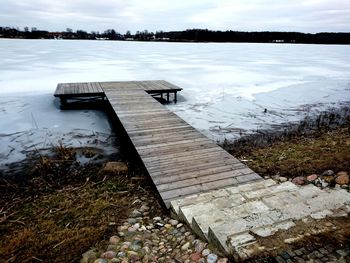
left=1, top=0, right=349, bottom=33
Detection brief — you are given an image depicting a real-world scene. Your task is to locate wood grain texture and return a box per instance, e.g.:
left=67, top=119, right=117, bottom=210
left=54, top=80, right=262, bottom=207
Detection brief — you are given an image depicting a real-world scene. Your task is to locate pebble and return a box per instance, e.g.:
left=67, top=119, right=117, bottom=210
left=140, top=204, right=150, bottom=212
left=101, top=251, right=116, bottom=259
left=81, top=197, right=230, bottom=263
left=176, top=223, right=183, bottom=228
left=195, top=241, right=206, bottom=253
left=292, top=176, right=306, bottom=185
left=127, top=218, right=138, bottom=224
left=325, top=222, right=333, bottom=227
left=128, top=226, right=137, bottom=232
left=207, top=253, right=219, bottom=263
left=123, top=241, right=132, bottom=247
left=127, top=250, right=139, bottom=257
left=109, top=236, right=120, bottom=245
left=190, top=252, right=202, bottom=261
left=279, top=176, right=288, bottom=183
left=139, top=225, right=147, bottom=231
left=321, top=170, right=334, bottom=176
left=155, top=222, right=164, bottom=228
left=320, top=179, right=329, bottom=188
left=130, top=242, right=142, bottom=251
left=131, top=209, right=142, bottom=218
left=322, top=175, right=335, bottom=184
left=133, top=223, right=140, bottom=229
left=202, top=248, right=211, bottom=256
left=164, top=224, right=172, bottom=229
left=181, top=242, right=191, bottom=251
left=118, top=225, right=128, bottom=232
left=284, top=237, right=302, bottom=244
left=81, top=249, right=97, bottom=263
left=143, top=246, right=151, bottom=254
left=153, top=216, right=162, bottom=222
left=335, top=171, right=349, bottom=185
left=169, top=219, right=179, bottom=226
left=306, top=174, right=318, bottom=182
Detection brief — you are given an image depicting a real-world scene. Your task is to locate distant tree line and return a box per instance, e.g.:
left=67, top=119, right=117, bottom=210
left=155, top=29, right=350, bottom=44
left=0, top=27, right=125, bottom=40
left=1, top=26, right=350, bottom=44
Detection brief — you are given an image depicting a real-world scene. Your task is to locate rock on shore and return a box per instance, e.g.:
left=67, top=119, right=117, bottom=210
left=81, top=195, right=227, bottom=263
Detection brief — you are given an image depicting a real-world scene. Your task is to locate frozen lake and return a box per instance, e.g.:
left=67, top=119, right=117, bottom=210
left=0, top=39, right=349, bottom=165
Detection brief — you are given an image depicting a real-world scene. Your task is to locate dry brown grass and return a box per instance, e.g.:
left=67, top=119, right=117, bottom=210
left=0, top=146, right=158, bottom=263
left=229, top=126, right=350, bottom=178
left=0, top=177, right=133, bottom=262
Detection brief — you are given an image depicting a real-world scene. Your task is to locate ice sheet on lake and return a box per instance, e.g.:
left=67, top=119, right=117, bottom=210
left=0, top=93, right=118, bottom=167
left=0, top=39, right=349, bottom=165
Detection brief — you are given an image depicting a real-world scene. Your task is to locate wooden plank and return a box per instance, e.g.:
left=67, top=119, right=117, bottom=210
left=146, top=154, right=235, bottom=173
left=124, top=123, right=191, bottom=133
left=142, top=146, right=222, bottom=162
left=127, top=125, right=192, bottom=136
left=112, top=108, right=166, bottom=115
left=125, top=124, right=190, bottom=133
left=108, top=97, right=156, bottom=103
left=160, top=174, right=262, bottom=208
left=132, top=133, right=205, bottom=147
left=137, top=140, right=219, bottom=157
left=157, top=169, right=255, bottom=192
left=160, top=177, right=240, bottom=201
left=119, top=115, right=182, bottom=124
left=143, top=149, right=232, bottom=167
left=148, top=157, right=242, bottom=176
left=118, top=113, right=179, bottom=122
left=135, top=137, right=210, bottom=150
left=153, top=163, right=248, bottom=185
left=120, top=112, right=184, bottom=121
left=138, top=137, right=212, bottom=152
left=148, top=158, right=240, bottom=176
left=54, top=80, right=261, bottom=208
left=117, top=110, right=173, bottom=117
left=94, top=82, right=102, bottom=93
left=129, top=129, right=204, bottom=142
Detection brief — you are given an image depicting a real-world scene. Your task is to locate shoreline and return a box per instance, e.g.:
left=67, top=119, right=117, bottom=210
left=1, top=124, right=350, bottom=262
left=1, top=103, right=349, bottom=179
left=221, top=104, right=350, bottom=153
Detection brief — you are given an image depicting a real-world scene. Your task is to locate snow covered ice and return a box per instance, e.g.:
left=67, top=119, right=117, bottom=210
left=0, top=39, right=349, bottom=166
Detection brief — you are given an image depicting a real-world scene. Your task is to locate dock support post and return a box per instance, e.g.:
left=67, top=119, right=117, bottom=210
left=167, top=92, right=169, bottom=102
left=174, top=92, right=177, bottom=103
left=61, top=97, right=67, bottom=107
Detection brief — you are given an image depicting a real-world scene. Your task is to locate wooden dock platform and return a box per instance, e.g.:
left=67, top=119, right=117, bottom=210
left=54, top=80, right=261, bottom=207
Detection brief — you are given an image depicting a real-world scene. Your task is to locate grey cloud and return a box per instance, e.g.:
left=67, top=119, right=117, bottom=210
left=0, top=0, right=349, bottom=33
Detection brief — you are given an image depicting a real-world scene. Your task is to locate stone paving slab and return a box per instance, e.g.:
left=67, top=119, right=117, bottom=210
left=171, top=179, right=350, bottom=261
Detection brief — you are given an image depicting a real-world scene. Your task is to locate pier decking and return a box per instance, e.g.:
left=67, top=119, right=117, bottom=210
left=54, top=81, right=350, bottom=259
left=54, top=80, right=261, bottom=207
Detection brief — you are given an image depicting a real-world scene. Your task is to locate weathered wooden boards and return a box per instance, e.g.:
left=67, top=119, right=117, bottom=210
left=54, top=82, right=103, bottom=96
left=54, top=80, right=182, bottom=103
left=54, top=81, right=262, bottom=207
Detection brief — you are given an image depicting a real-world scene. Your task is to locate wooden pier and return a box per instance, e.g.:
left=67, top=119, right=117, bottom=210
left=54, top=80, right=261, bottom=207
